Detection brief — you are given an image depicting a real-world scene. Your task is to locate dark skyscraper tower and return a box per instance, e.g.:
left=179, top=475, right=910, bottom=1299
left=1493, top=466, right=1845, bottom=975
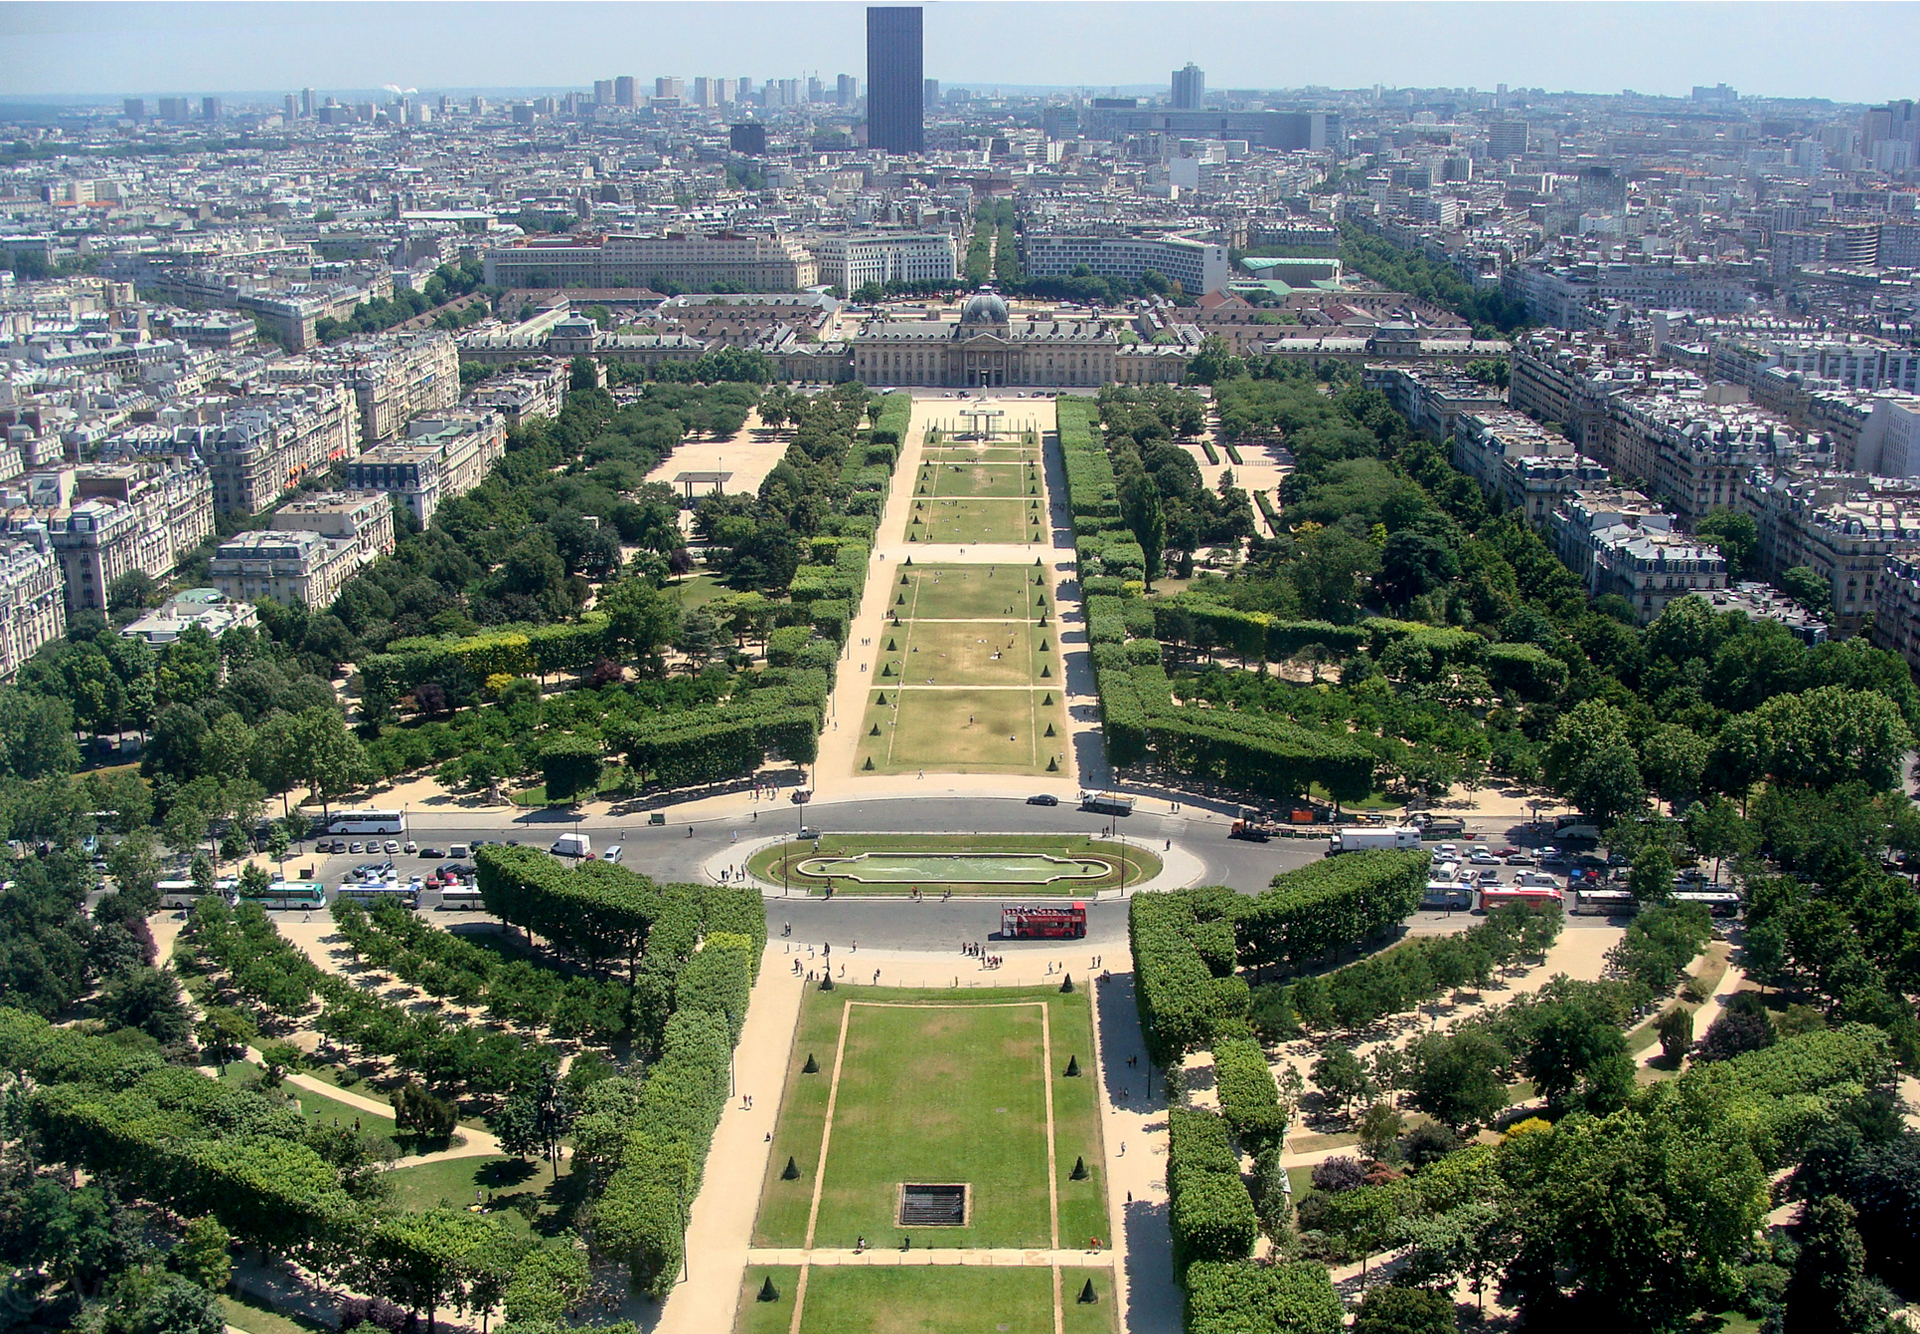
left=1171, top=62, right=1205, bottom=110
left=866, top=6, right=924, bottom=154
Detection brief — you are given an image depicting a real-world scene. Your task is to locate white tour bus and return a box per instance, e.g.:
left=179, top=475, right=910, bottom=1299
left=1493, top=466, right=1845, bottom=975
left=158, top=879, right=237, bottom=910
left=328, top=810, right=407, bottom=835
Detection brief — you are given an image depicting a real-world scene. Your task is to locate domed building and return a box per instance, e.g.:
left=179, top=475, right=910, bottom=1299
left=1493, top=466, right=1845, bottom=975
left=849, top=287, right=1184, bottom=388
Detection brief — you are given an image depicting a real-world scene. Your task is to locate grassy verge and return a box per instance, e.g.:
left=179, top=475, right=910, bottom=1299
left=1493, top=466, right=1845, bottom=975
left=383, top=1154, right=568, bottom=1236
left=219, top=1292, right=330, bottom=1334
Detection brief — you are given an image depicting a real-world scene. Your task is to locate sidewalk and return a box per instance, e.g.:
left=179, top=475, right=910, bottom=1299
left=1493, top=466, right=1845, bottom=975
left=653, top=944, right=807, bottom=1334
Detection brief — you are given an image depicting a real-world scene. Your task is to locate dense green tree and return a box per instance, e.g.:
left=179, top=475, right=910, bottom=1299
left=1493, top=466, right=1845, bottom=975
left=1405, top=1029, right=1509, bottom=1131
left=1783, top=1196, right=1879, bottom=1333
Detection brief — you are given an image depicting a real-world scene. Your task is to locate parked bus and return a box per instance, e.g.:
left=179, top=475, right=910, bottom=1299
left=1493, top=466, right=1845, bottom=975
left=157, top=880, right=237, bottom=910
left=336, top=882, right=419, bottom=909
left=1002, top=903, right=1088, bottom=939
left=1673, top=890, right=1742, bottom=917
left=241, top=880, right=326, bottom=911
left=1552, top=814, right=1602, bottom=841
left=1477, top=885, right=1564, bottom=914
left=435, top=887, right=486, bottom=912
left=328, top=810, right=407, bottom=835
left=1573, top=888, right=1639, bottom=917
left=1421, top=881, right=1474, bottom=910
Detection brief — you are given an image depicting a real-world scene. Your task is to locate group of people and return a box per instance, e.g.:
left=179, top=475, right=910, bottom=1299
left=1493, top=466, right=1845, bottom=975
left=961, top=941, right=1006, bottom=968
left=906, top=887, right=950, bottom=902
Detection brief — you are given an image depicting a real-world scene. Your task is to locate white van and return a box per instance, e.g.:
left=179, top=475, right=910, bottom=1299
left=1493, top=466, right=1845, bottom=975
left=601, top=845, right=624, bottom=864
left=550, top=833, right=591, bottom=859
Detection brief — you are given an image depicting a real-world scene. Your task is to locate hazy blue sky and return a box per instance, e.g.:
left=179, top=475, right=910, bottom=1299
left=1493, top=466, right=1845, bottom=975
left=0, top=2, right=1912, bottom=103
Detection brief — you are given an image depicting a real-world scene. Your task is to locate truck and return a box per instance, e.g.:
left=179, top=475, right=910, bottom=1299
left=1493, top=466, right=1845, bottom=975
left=1230, top=808, right=1278, bottom=841
left=549, top=833, right=592, bottom=859
left=1079, top=790, right=1135, bottom=816
left=1328, top=826, right=1424, bottom=854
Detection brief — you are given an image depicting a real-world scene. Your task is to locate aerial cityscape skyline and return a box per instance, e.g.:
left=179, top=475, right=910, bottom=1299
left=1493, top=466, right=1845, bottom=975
left=5, top=2, right=1920, bottom=1332
left=3, top=1, right=1918, bottom=104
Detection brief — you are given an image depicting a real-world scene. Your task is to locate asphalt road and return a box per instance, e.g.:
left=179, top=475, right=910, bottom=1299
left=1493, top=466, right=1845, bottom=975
left=276, top=796, right=1600, bottom=952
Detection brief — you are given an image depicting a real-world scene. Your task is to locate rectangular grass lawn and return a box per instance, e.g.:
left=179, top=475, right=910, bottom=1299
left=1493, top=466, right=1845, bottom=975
left=754, top=988, right=1109, bottom=1253
left=855, top=688, right=1066, bottom=775
left=915, top=498, right=1041, bottom=545
left=880, top=620, right=1044, bottom=688
left=920, top=461, right=1038, bottom=499
left=795, top=1268, right=1068, bottom=1334
left=887, top=565, right=1052, bottom=622
left=922, top=446, right=1042, bottom=464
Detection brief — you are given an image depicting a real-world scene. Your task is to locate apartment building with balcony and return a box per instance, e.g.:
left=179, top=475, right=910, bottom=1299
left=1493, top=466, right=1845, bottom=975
left=3, top=460, right=214, bottom=613
left=265, top=332, right=460, bottom=446
left=1550, top=488, right=1728, bottom=624
left=0, top=530, right=66, bottom=683
left=344, top=409, right=505, bottom=526
left=1021, top=232, right=1230, bottom=296
left=171, top=382, right=357, bottom=514
left=460, top=360, right=569, bottom=427
left=1451, top=408, right=1610, bottom=527
left=1364, top=364, right=1508, bottom=443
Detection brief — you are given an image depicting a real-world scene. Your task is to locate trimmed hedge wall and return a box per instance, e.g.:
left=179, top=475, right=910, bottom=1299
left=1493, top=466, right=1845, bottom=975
left=1211, top=1036, right=1285, bottom=1153
left=1167, top=1107, right=1256, bottom=1277
left=1185, top=1261, right=1343, bottom=1334
left=1234, top=850, right=1429, bottom=973
left=1130, top=890, right=1250, bottom=1065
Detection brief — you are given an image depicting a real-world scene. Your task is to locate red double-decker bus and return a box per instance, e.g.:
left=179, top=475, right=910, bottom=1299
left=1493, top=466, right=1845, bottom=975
left=1002, top=903, right=1088, bottom=939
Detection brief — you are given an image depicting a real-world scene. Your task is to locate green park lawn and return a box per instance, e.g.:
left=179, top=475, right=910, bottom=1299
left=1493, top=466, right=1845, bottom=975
left=382, top=1153, right=567, bottom=1235
left=885, top=565, right=1052, bottom=622
left=854, top=687, right=1066, bottom=776
left=788, top=1267, right=1114, bottom=1334
left=910, top=498, right=1043, bottom=546
left=876, top=620, right=1048, bottom=688
left=746, top=832, right=1158, bottom=898
left=733, top=1266, right=802, bottom=1334
left=921, top=445, right=1042, bottom=465
left=215, top=1062, right=406, bottom=1150
left=752, top=988, right=1108, bottom=1252
left=915, top=460, right=1037, bottom=500
left=219, top=1292, right=331, bottom=1334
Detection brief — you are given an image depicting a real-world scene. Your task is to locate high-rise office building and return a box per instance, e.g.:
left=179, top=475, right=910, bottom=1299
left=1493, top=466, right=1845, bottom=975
left=738, top=77, right=755, bottom=103
left=594, top=79, right=614, bottom=104
left=614, top=75, right=636, bottom=107
left=1171, top=63, right=1204, bottom=110
left=924, top=78, right=940, bottom=109
left=866, top=6, right=924, bottom=154
left=202, top=96, right=222, bottom=121
left=123, top=97, right=144, bottom=119
left=283, top=94, right=297, bottom=120
left=655, top=76, right=683, bottom=100
left=157, top=96, right=190, bottom=122
left=300, top=87, right=315, bottom=117
left=837, top=73, right=858, bottom=106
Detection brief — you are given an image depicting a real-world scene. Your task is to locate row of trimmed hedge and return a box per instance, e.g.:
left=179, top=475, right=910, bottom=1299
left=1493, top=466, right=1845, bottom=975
left=362, top=616, right=616, bottom=707
left=1095, top=657, right=1375, bottom=802
left=2, top=1009, right=362, bottom=1265
left=471, top=846, right=765, bottom=1291
left=1185, top=1260, right=1343, bottom=1334
left=1167, top=1107, right=1257, bottom=1276
left=1234, top=850, right=1430, bottom=972
left=1252, top=899, right=1563, bottom=1036
left=1130, top=888, right=1247, bottom=1065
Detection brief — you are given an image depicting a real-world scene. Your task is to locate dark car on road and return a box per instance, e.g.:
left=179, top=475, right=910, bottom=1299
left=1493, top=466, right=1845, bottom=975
left=1026, top=794, right=1059, bottom=806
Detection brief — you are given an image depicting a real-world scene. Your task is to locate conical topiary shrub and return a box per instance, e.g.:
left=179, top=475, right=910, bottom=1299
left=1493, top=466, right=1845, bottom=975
left=1047, top=756, right=1060, bottom=771
left=904, top=555, right=912, bottom=565
left=886, top=638, right=897, bottom=651
left=901, top=572, right=910, bottom=583
left=1065, top=1053, right=1080, bottom=1075
left=820, top=975, right=835, bottom=991
left=1044, top=723, right=1056, bottom=737
left=1078, top=1279, right=1097, bottom=1304
left=881, top=663, right=895, bottom=676
left=1039, top=638, right=1049, bottom=651
left=803, top=1053, right=820, bottom=1073
left=781, top=1156, right=801, bottom=1180
left=862, top=757, right=875, bottom=770
left=1035, top=557, right=1043, bottom=565
left=875, top=692, right=887, bottom=705
left=1042, top=693, right=1052, bottom=705
left=1061, top=976, right=1075, bottom=994
left=1040, top=665, right=1051, bottom=678
left=760, top=1275, right=782, bottom=1301
left=1069, top=1154, right=1088, bottom=1178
